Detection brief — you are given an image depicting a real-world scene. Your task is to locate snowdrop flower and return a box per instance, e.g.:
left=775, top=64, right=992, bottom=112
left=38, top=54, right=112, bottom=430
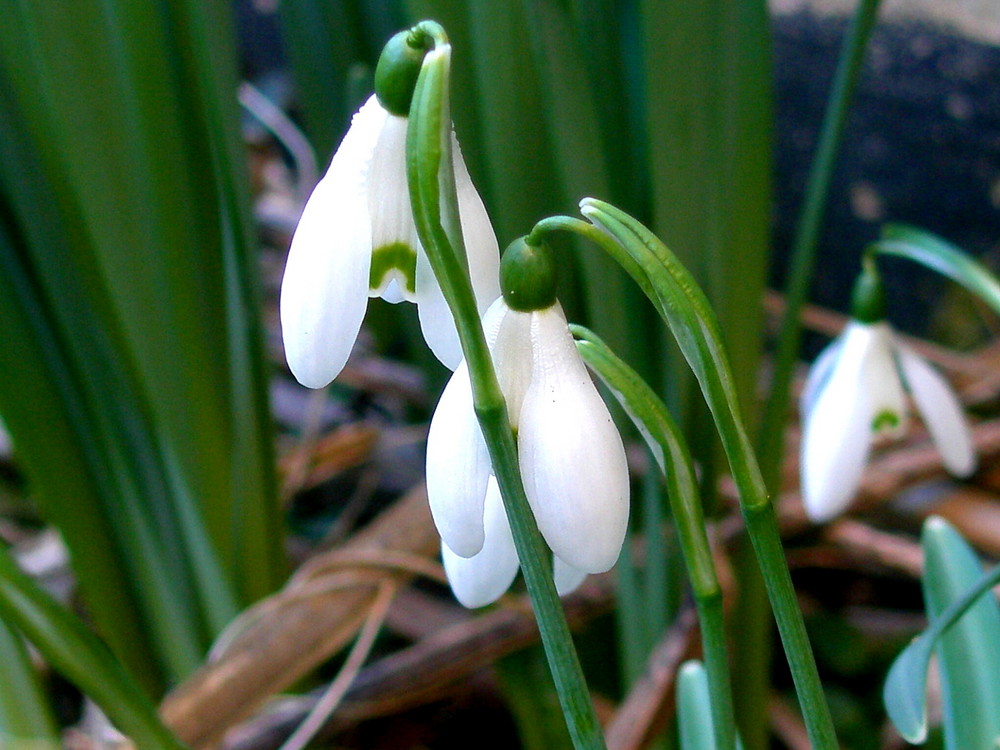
left=427, top=238, right=630, bottom=607
left=799, top=267, right=976, bottom=522
left=280, top=31, right=500, bottom=389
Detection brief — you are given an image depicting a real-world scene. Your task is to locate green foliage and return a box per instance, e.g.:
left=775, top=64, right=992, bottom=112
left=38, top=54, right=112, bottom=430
left=884, top=518, right=1000, bottom=747
left=0, top=0, right=281, bottom=693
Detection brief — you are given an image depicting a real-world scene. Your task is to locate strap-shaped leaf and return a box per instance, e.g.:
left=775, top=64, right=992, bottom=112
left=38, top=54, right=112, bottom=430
left=884, top=517, right=1000, bottom=744
left=577, top=198, right=838, bottom=750
left=0, top=546, right=185, bottom=749
left=870, top=224, right=1000, bottom=316
left=580, top=198, right=765, bottom=506
left=678, top=661, right=745, bottom=750
left=573, top=325, right=736, bottom=750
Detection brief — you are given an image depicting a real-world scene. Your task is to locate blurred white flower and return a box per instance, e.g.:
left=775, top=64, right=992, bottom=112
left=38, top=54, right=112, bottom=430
left=800, top=320, right=975, bottom=522
left=280, top=94, right=500, bottom=388
left=427, top=297, right=629, bottom=607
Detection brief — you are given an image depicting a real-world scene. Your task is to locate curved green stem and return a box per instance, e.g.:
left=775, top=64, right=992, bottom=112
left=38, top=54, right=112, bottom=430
left=540, top=202, right=838, bottom=750
left=574, top=326, right=735, bottom=750
left=406, top=37, right=605, bottom=750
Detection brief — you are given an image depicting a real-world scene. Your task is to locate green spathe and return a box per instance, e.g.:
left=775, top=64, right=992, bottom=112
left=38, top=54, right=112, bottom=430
left=501, top=237, right=557, bottom=312
left=849, top=260, right=886, bottom=323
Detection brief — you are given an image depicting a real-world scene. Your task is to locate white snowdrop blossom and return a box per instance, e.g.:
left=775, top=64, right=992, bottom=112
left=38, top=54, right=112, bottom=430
left=280, top=94, right=500, bottom=388
left=427, top=297, right=630, bottom=608
left=800, top=320, right=976, bottom=522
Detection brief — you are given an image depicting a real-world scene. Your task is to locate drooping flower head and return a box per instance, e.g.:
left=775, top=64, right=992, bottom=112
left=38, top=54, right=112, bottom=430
left=427, top=237, right=630, bottom=607
left=280, top=27, right=500, bottom=389
left=799, top=262, right=976, bottom=522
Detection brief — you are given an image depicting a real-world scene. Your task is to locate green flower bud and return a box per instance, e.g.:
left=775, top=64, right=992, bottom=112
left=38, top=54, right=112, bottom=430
left=850, top=260, right=886, bottom=323
left=501, top=237, right=557, bottom=312
left=374, top=30, right=430, bottom=116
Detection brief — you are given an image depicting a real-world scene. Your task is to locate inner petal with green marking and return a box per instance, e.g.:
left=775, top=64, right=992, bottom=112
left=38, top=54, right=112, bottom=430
left=872, top=408, right=902, bottom=434
left=369, top=242, right=417, bottom=302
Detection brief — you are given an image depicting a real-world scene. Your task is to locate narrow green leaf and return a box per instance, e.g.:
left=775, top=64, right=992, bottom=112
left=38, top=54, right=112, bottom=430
left=871, top=224, right=1000, bottom=317
left=564, top=203, right=837, bottom=749
left=495, top=645, right=575, bottom=750
left=638, top=0, right=772, bottom=422
left=884, top=518, right=1000, bottom=744
left=0, top=619, right=59, bottom=746
left=0, top=546, right=185, bottom=750
left=573, top=325, right=736, bottom=750
left=678, top=661, right=745, bottom=750
left=925, top=518, right=1000, bottom=750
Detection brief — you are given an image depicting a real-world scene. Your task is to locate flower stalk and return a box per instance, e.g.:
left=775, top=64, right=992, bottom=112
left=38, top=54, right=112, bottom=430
left=404, top=24, right=605, bottom=749
left=573, top=325, right=736, bottom=750
left=533, top=202, right=838, bottom=750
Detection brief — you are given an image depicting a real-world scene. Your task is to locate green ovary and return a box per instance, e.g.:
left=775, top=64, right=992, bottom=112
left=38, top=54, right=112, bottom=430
left=369, top=242, right=417, bottom=295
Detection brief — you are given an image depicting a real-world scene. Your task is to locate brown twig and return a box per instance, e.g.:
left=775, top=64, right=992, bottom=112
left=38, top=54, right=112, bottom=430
left=159, top=487, right=438, bottom=748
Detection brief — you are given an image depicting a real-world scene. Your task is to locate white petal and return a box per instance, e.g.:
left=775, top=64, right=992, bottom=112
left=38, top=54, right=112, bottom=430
left=897, top=345, right=976, bottom=477
left=279, top=96, right=386, bottom=388
left=800, top=335, right=844, bottom=417
left=415, top=246, right=462, bottom=369
left=799, top=322, right=882, bottom=521
left=518, top=304, right=630, bottom=573
left=426, top=360, right=491, bottom=557
left=452, top=133, right=501, bottom=315
left=492, top=306, right=534, bottom=428
left=442, top=478, right=520, bottom=608
left=553, top=556, right=588, bottom=597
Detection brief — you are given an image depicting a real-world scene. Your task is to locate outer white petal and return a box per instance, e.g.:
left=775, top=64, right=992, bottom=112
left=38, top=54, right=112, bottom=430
left=452, top=133, right=501, bottom=315
left=426, top=360, right=493, bottom=557
left=800, top=335, right=844, bottom=417
left=518, top=304, right=630, bottom=573
left=897, top=345, right=976, bottom=477
left=279, top=96, right=386, bottom=388
left=799, top=322, right=881, bottom=521
left=553, top=556, right=588, bottom=597
left=442, top=478, right=520, bottom=608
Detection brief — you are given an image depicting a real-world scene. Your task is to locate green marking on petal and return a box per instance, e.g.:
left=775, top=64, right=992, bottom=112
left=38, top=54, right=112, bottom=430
left=370, top=242, right=417, bottom=295
left=872, top=409, right=901, bottom=433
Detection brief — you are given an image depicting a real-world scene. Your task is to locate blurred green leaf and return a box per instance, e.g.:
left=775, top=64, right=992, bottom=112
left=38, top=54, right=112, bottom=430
left=0, top=0, right=282, bottom=689
left=0, top=619, right=59, bottom=747
left=0, top=546, right=185, bottom=750
left=884, top=517, right=1000, bottom=746
left=871, top=224, right=1000, bottom=317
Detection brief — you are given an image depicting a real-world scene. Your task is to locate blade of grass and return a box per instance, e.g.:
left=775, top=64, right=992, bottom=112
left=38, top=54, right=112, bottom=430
left=0, top=619, right=59, bottom=747
left=0, top=546, right=186, bottom=750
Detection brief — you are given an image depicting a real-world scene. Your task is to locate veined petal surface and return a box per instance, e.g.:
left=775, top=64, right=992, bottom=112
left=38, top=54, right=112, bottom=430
left=442, top=478, right=519, bottom=608
left=426, top=360, right=491, bottom=557
left=518, top=304, right=629, bottom=573
left=280, top=96, right=386, bottom=388
left=452, top=134, right=501, bottom=315
left=897, top=345, right=976, bottom=477
left=800, top=322, right=880, bottom=521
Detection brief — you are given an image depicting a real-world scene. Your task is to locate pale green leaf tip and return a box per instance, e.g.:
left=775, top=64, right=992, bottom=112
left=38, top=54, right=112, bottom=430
left=884, top=636, right=931, bottom=743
